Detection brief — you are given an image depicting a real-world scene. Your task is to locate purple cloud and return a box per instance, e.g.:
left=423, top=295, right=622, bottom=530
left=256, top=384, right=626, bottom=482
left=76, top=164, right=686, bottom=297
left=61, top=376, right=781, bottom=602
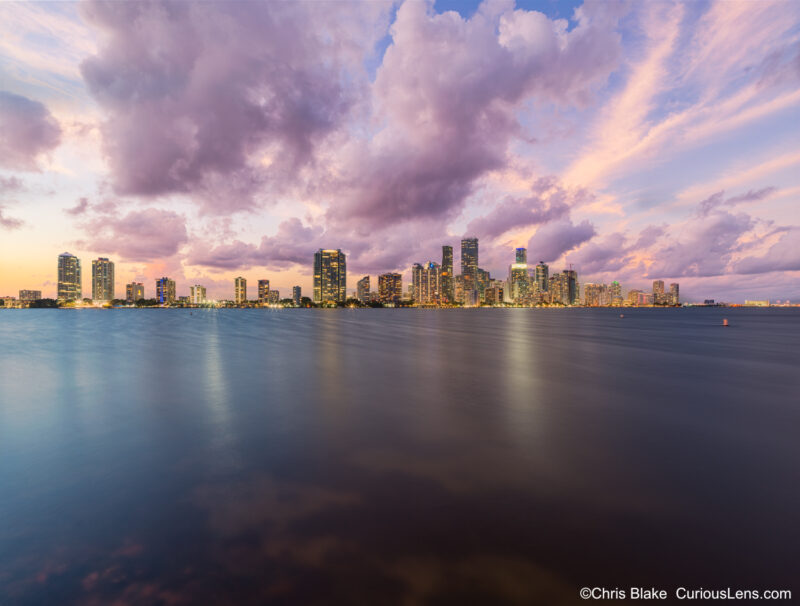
left=325, top=1, right=622, bottom=230
left=697, top=187, right=777, bottom=217
left=79, top=1, right=388, bottom=212
left=526, top=218, right=596, bottom=263
left=0, top=206, right=24, bottom=230
left=86, top=208, right=188, bottom=261
left=0, top=92, right=61, bottom=171
left=0, top=176, right=24, bottom=193
left=568, top=232, right=632, bottom=274
left=65, top=197, right=90, bottom=216
left=734, top=227, right=800, bottom=274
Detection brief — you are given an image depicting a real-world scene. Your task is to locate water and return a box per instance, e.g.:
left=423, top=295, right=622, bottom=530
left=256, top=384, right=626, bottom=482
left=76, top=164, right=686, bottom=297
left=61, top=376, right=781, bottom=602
left=1, top=308, right=798, bottom=604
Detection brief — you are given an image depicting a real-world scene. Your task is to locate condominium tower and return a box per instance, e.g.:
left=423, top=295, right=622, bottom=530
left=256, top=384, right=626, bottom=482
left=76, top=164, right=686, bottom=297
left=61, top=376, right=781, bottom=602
left=235, top=277, right=247, bottom=305
left=57, top=252, right=82, bottom=301
left=313, top=249, right=347, bottom=303
left=91, top=257, right=115, bottom=301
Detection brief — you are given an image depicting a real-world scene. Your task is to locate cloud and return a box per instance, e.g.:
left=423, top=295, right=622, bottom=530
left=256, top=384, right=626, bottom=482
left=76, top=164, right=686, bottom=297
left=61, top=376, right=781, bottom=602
left=326, top=0, right=622, bottom=231
left=568, top=232, right=632, bottom=274
left=734, top=227, right=800, bottom=274
left=0, top=206, right=24, bottom=230
left=85, top=208, right=188, bottom=261
left=526, top=218, right=596, bottom=263
left=697, top=187, right=778, bottom=217
left=64, top=197, right=89, bottom=215
left=79, top=0, right=390, bottom=212
left=0, top=176, right=24, bottom=194
left=0, top=92, right=61, bottom=170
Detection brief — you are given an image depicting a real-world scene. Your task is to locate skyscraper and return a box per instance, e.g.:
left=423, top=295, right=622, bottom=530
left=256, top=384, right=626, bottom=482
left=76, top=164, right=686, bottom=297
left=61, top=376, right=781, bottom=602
left=653, top=280, right=665, bottom=305
left=91, top=257, right=115, bottom=301
left=669, top=283, right=679, bottom=306
left=563, top=269, right=579, bottom=305
left=235, top=277, right=247, bottom=305
left=313, top=249, right=346, bottom=303
left=378, top=273, right=402, bottom=304
left=610, top=281, right=623, bottom=306
left=57, top=252, right=82, bottom=301
left=509, top=247, right=529, bottom=304
left=441, top=245, right=454, bottom=303
left=515, top=247, right=527, bottom=264
left=156, top=277, right=176, bottom=304
left=292, top=286, right=302, bottom=306
left=258, top=279, right=270, bottom=304
left=461, top=237, right=478, bottom=281
left=190, top=285, right=206, bottom=304
left=356, top=276, right=370, bottom=304
left=535, top=261, right=549, bottom=295
left=126, top=282, right=144, bottom=302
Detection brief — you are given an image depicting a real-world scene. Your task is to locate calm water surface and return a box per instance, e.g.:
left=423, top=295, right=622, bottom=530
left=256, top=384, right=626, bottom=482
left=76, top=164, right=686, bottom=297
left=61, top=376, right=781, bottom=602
left=1, top=308, right=799, bottom=605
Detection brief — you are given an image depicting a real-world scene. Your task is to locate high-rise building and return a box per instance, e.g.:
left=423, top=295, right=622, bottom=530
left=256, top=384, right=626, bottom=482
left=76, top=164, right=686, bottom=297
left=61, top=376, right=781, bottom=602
left=669, top=283, right=679, bottom=306
left=156, top=277, right=176, bottom=304
left=562, top=269, right=578, bottom=305
left=258, top=279, right=270, bottom=304
left=313, top=249, right=346, bottom=303
left=515, top=247, right=527, bottom=264
left=292, top=286, right=302, bottom=306
left=484, top=280, right=504, bottom=305
left=412, top=262, right=441, bottom=305
left=19, top=290, right=41, bottom=301
left=268, top=290, right=280, bottom=304
left=91, top=257, right=115, bottom=301
left=584, top=283, right=602, bottom=306
left=509, top=248, right=529, bottom=304
left=126, top=282, right=144, bottom=302
left=653, top=280, right=665, bottom=305
left=441, top=245, right=454, bottom=304
left=610, top=281, right=623, bottom=306
left=534, top=261, right=549, bottom=295
left=378, top=273, right=402, bottom=304
left=235, top=277, right=247, bottom=305
left=356, top=276, right=370, bottom=304
left=57, top=252, right=82, bottom=301
left=460, top=236, right=478, bottom=294
left=190, top=285, right=206, bottom=304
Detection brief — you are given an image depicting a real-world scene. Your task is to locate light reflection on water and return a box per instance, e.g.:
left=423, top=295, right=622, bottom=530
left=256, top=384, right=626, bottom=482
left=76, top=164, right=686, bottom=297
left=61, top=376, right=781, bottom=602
left=1, top=308, right=799, bottom=604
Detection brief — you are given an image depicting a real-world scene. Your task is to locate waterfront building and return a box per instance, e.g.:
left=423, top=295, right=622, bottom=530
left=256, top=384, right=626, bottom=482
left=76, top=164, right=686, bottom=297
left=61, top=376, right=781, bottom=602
left=292, top=286, right=302, bottom=306
left=268, top=290, right=280, bottom=304
left=638, top=292, right=654, bottom=306
left=626, top=289, right=642, bottom=305
left=534, top=261, right=549, bottom=295
left=477, top=267, right=491, bottom=302
left=126, top=282, right=144, bottom=303
left=509, top=248, right=530, bottom=304
left=610, top=281, right=623, bottom=306
left=484, top=281, right=504, bottom=305
left=378, top=273, right=402, bottom=304
left=562, top=269, right=579, bottom=305
left=190, top=285, right=206, bottom=304
left=460, top=237, right=478, bottom=297
left=441, top=245, right=454, bottom=304
left=258, top=279, right=270, bottom=304
left=584, top=283, right=604, bottom=306
left=412, top=262, right=441, bottom=305
left=653, top=280, right=666, bottom=304
left=91, top=257, right=115, bottom=301
left=235, top=277, right=247, bottom=305
left=744, top=300, right=769, bottom=306
left=156, top=277, right=176, bottom=304
left=357, top=276, right=370, bottom=304
left=19, top=290, right=41, bottom=301
left=57, top=252, right=82, bottom=301
left=669, top=283, right=680, bottom=306
left=313, top=249, right=347, bottom=303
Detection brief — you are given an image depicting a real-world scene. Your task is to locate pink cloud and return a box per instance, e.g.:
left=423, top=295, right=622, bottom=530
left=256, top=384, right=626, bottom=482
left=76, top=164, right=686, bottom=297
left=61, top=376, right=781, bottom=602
left=0, top=92, right=61, bottom=171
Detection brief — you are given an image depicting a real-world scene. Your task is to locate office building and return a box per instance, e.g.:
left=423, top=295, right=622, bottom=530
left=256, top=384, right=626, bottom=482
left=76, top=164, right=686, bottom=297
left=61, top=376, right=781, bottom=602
left=19, top=290, right=41, bottom=301
left=653, top=280, right=665, bottom=305
left=669, top=283, right=679, bottom=306
left=515, top=248, right=527, bottom=264
left=190, top=285, right=206, bottom=304
left=235, top=277, right=247, bottom=305
left=460, top=237, right=478, bottom=296
left=484, top=281, right=504, bottom=305
left=57, top=252, right=82, bottom=301
left=412, top=262, right=441, bottom=305
left=610, top=281, right=623, bottom=306
left=378, top=273, right=402, bottom=304
left=509, top=248, right=529, bottom=304
left=126, top=282, right=144, bottom=303
left=258, top=279, right=270, bottom=304
left=91, top=257, right=115, bottom=301
left=441, top=245, right=454, bottom=303
left=357, top=276, right=370, bottom=304
left=584, top=283, right=603, bottom=306
left=534, top=261, right=549, bottom=295
left=292, top=286, right=302, bottom=306
left=156, top=277, right=176, bottom=304
left=563, top=269, right=579, bottom=305
left=313, top=249, right=346, bottom=303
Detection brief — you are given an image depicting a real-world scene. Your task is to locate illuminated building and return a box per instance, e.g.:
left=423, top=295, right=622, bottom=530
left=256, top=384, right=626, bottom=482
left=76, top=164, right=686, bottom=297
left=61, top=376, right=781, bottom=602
left=313, top=249, right=347, bottom=303
left=190, top=285, right=206, bottom=304
left=126, top=282, right=144, bottom=302
left=268, top=290, right=280, bottom=304
left=626, top=289, right=642, bottom=305
left=638, top=292, right=654, bottom=306
left=744, top=300, right=769, bottom=306
left=91, top=257, right=115, bottom=301
left=19, top=290, right=41, bottom=301
left=292, top=286, right=301, bottom=306
left=156, top=277, right=176, bottom=304
left=441, top=245, right=454, bottom=303
left=378, top=273, right=402, bottom=304
left=669, top=283, right=679, bottom=306
left=610, top=281, right=623, bottom=306
left=412, top=262, right=441, bottom=304
left=57, top=252, right=82, bottom=301
left=357, top=276, right=370, bottom=304
left=484, top=280, right=504, bottom=305
left=454, top=275, right=465, bottom=304
left=584, top=283, right=603, bottom=306
left=235, top=277, right=247, bottom=305
left=477, top=267, right=490, bottom=302
left=258, top=279, right=270, bottom=304
left=535, top=261, right=549, bottom=295
left=562, top=269, right=579, bottom=305
left=653, top=280, right=666, bottom=305
left=509, top=248, right=530, bottom=304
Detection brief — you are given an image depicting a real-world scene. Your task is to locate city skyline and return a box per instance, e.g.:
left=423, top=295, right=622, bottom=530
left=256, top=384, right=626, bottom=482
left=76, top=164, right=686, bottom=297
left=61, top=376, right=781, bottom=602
left=1, top=1, right=799, bottom=302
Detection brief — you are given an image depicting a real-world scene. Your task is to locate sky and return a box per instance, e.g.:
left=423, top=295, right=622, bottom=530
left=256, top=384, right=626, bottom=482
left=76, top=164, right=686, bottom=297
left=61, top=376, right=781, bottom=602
left=1, top=0, right=799, bottom=303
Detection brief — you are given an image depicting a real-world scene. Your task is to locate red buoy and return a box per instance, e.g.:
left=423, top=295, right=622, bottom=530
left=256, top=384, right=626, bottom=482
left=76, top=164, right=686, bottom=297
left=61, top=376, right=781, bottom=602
left=723, top=318, right=729, bottom=326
